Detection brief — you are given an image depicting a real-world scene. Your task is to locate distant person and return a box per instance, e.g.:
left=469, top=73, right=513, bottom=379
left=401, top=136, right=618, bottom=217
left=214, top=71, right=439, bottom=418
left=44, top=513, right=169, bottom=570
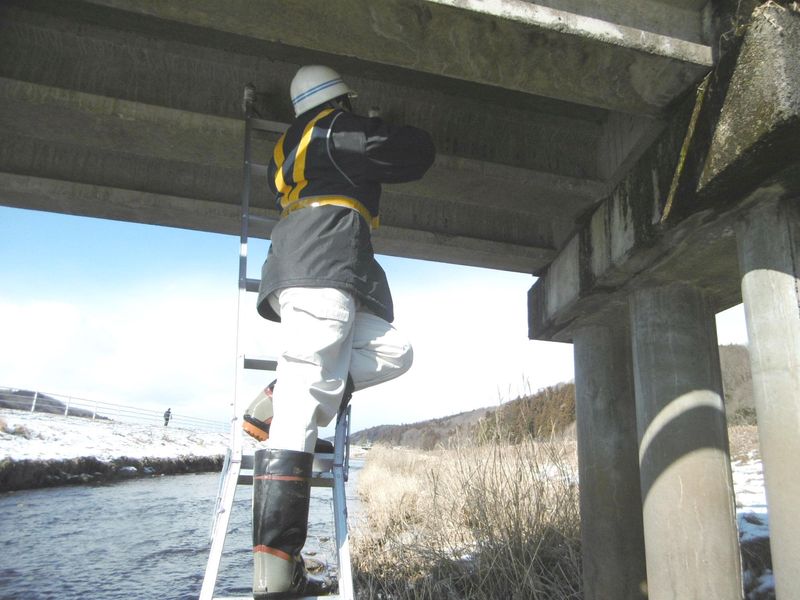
left=163, top=408, right=171, bottom=427
left=245, top=65, right=435, bottom=597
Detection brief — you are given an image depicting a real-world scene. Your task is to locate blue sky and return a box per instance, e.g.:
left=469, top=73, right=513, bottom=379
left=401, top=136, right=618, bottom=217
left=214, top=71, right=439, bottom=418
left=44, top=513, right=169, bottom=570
left=0, top=205, right=748, bottom=432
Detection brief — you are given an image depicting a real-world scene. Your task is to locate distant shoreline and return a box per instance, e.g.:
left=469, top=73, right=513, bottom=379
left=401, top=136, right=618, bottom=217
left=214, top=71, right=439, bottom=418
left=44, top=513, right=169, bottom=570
left=0, top=454, right=224, bottom=493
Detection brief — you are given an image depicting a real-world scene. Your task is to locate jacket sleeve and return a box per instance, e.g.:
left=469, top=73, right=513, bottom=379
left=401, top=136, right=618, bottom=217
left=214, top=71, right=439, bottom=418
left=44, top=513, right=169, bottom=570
left=330, top=112, right=436, bottom=184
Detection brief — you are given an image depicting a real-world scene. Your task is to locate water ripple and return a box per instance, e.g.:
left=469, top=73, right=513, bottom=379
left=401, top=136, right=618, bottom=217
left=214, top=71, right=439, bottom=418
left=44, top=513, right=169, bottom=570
left=0, top=466, right=361, bottom=600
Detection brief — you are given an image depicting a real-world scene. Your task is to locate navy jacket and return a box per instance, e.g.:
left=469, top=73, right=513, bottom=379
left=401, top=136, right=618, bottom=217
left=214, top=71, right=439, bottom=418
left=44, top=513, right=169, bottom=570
left=257, top=107, right=435, bottom=322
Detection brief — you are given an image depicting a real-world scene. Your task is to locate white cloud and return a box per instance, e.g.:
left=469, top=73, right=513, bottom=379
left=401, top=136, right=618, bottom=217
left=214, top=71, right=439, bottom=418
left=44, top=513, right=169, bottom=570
left=0, top=300, right=83, bottom=384
left=0, top=280, right=241, bottom=423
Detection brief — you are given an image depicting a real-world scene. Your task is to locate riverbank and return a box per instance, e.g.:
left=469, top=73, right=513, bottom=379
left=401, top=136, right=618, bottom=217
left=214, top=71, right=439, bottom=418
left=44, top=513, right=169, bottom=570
left=0, top=408, right=229, bottom=491
left=0, top=454, right=225, bottom=491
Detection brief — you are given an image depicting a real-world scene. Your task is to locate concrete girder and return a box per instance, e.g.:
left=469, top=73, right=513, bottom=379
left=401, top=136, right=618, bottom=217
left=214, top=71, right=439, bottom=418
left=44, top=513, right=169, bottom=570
left=0, top=2, right=644, bottom=258
left=0, top=173, right=556, bottom=274
left=0, top=0, right=724, bottom=273
left=0, top=77, right=565, bottom=271
left=0, top=4, right=605, bottom=180
left=698, top=2, right=800, bottom=206
left=407, top=154, right=606, bottom=215
left=51, top=0, right=712, bottom=115
left=530, top=0, right=710, bottom=42
left=0, top=173, right=263, bottom=239
left=529, top=4, right=800, bottom=342
left=375, top=225, right=557, bottom=273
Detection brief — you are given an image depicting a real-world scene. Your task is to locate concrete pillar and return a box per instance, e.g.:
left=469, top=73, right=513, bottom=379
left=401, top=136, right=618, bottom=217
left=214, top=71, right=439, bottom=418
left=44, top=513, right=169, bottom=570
left=573, top=323, right=648, bottom=600
left=736, top=198, right=800, bottom=598
left=630, top=283, right=742, bottom=599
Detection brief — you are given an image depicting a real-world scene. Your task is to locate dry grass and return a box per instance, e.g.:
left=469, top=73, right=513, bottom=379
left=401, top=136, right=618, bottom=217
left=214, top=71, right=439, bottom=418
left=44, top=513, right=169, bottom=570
left=352, top=434, right=582, bottom=599
left=351, top=425, right=763, bottom=599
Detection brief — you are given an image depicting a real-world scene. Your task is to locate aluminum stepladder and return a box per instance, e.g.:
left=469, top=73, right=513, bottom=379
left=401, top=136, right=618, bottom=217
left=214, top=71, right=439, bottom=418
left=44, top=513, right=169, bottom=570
left=198, top=85, right=355, bottom=600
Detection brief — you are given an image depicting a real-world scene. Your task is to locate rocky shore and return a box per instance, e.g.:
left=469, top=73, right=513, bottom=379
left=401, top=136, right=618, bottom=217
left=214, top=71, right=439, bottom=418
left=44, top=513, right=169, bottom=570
left=0, top=454, right=224, bottom=492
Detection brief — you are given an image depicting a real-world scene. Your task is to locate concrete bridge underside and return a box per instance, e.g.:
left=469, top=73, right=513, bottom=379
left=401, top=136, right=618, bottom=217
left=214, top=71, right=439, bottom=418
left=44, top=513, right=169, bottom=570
left=1, top=1, right=798, bottom=598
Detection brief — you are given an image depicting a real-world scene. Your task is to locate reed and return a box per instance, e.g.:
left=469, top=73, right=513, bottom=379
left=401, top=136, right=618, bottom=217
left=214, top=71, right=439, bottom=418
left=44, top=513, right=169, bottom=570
left=352, top=432, right=582, bottom=599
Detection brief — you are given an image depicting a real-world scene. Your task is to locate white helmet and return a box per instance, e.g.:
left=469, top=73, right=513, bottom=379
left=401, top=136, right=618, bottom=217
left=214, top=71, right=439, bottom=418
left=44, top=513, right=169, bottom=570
left=290, top=65, right=354, bottom=116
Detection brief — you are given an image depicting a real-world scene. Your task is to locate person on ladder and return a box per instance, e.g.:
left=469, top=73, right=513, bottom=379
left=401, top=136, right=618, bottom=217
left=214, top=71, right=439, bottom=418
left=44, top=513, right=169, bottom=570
left=244, top=65, right=435, bottom=598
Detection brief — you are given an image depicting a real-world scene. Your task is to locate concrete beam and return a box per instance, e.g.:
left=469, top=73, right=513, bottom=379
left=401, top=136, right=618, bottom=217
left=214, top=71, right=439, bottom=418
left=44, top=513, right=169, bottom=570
left=573, top=322, right=647, bottom=600
left=529, top=4, right=800, bottom=341
left=519, top=0, right=710, bottom=42
left=630, top=283, right=741, bottom=599
left=0, top=3, right=625, bottom=256
left=697, top=3, right=800, bottom=209
left=0, top=1, right=733, bottom=274
left=736, top=198, right=800, bottom=598
left=0, top=172, right=556, bottom=274
left=0, top=4, right=605, bottom=180
left=0, top=76, right=566, bottom=271
left=408, top=154, right=605, bottom=216
left=21, top=0, right=712, bottom=115
left=375, top=226, right=557, bottom=273
left=0, top=173, right=272, bottom=239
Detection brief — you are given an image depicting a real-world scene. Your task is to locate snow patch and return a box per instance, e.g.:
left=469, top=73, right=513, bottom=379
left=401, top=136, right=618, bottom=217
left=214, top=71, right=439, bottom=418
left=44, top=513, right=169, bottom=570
left=1, top=408, right=229, bottom=462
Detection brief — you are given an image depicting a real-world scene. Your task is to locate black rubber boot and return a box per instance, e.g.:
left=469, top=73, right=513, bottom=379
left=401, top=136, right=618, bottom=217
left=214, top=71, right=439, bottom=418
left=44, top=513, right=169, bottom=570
left=252, top=448, right=335, bottom=599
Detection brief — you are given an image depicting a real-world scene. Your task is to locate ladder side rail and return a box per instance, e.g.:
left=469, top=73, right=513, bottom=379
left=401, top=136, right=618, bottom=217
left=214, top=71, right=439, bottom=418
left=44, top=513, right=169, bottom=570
left=332, top=406, right=355, bottom=599
left=344, top=406, right=351, bottom=482
left=201, top=86, right=257, bottom=599
left=232, top=95, right=257, bottom=458
left=209, top=447, right=233, bottom=540
left=332, top=471, right=354, bottom=600
left=200, top=456, right=244, bottom=600
left=238, top=92, right=255, bottom=294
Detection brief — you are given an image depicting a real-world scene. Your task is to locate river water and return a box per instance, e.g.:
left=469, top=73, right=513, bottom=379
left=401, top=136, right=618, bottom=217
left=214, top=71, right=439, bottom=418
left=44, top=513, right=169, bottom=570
left=0, top=460, right=363, bottom=600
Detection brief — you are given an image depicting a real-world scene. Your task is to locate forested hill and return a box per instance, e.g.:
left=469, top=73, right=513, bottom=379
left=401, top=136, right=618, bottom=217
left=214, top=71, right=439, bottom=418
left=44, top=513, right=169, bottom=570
left=350, top=406, right=488, bottom=451
left=351, top=344, right=755, bottom=450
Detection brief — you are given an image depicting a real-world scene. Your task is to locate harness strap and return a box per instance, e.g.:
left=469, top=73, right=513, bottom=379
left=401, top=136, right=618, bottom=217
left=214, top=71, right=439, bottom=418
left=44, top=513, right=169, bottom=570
left=281, top=196, right=380, bottom=229
left=272, top=108, right=335, bottom=203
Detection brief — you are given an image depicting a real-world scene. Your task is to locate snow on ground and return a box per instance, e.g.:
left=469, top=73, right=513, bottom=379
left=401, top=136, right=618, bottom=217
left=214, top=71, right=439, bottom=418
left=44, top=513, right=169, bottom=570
left=733, top=451, right=768, bottom=514
left=732, top=450, right=774, bottom=599
left=0, top=408, right=230, bottom=461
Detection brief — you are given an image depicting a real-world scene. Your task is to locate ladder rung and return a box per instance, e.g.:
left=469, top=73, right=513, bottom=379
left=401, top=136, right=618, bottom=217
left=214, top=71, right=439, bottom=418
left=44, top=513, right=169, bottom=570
left=250, top=117, right=289, bottom=133
left=244, top=278, right=260, bottom=292
left=250, top=162, right=269, bottom=177
left=248, top=214, right=279, bottom=225
left=243, top=357, right=278, bottom=371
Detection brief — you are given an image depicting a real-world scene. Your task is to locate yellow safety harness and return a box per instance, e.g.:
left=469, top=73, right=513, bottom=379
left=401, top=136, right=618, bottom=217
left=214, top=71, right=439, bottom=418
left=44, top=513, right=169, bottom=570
left=281, top=195, right=380, bottom=229
left=273, top=108, right=380, bottom=229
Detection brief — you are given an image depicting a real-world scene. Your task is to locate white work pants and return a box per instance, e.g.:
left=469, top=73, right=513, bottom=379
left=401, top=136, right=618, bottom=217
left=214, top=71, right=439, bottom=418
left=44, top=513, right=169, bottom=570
left=266, top=287, right=412, bottom=453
